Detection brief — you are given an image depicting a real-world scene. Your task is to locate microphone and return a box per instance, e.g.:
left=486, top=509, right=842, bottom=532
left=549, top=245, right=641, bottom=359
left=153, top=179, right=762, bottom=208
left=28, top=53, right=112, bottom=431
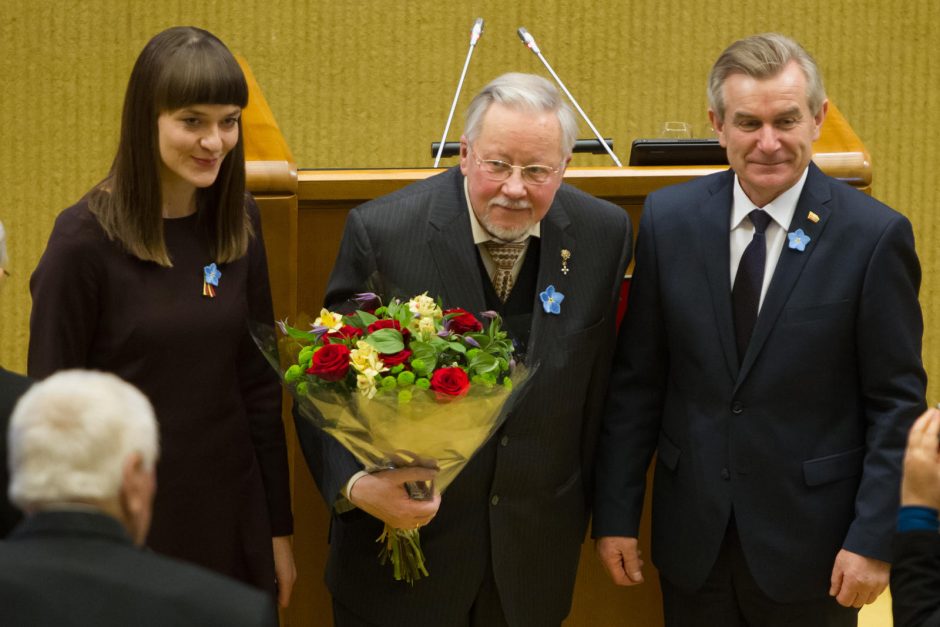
left=516, top=27, right=623, bottom=167
left=433, top=18, right=485, bottom=168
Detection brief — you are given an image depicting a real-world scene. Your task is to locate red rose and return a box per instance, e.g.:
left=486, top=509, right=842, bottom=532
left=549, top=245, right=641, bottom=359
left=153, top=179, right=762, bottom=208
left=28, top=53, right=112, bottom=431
left=367, top=319, right=411, bottom=340
left=306, top=344, right=351, bottom=382
left=381, top=349, right=413, bottom=367
left=430, top=367, right=470, bottom=399
left=326, top=325, right=363, bottom=343
left=443, top=308, right=483, bottom=334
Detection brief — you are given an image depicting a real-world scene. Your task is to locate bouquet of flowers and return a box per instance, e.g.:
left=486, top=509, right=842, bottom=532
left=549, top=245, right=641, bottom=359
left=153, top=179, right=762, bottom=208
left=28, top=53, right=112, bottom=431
left=254, top=292, right=529, bottom=584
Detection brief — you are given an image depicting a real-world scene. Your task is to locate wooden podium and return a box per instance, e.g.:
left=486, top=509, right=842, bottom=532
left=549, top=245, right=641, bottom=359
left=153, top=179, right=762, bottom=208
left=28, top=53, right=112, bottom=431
left=237, top=58, right=872, bottom=627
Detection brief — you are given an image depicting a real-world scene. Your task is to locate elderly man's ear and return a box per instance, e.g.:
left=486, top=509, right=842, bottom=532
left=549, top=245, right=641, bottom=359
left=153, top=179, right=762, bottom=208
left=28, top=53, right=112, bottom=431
left=120, top=452, right=156, bottom=545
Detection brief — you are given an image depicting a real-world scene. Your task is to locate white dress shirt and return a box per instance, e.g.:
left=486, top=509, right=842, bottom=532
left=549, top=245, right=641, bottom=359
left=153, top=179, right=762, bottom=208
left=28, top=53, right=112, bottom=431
left=729, top=168, right=808, bottom=311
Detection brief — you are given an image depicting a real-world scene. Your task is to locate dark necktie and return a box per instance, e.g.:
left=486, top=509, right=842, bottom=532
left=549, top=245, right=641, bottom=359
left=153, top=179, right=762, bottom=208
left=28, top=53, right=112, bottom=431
left=484, top=241, right=527, bottom=302
left=732, top=209, right=772, bottom=361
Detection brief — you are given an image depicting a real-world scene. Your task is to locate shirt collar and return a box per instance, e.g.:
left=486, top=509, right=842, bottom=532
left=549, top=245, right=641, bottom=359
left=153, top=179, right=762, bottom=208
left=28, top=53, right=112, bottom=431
left=464, top=176, right=540, bottom=245
left=730, top=167, right=809, bottom=232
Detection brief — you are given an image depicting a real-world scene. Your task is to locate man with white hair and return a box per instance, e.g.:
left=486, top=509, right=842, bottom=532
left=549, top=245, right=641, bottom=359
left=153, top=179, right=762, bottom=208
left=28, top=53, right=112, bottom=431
left=299, top=72, right=632, bottom=626
left=0, top=218, right=32, bottom=537
left=1, top=370, right=277, bottom=626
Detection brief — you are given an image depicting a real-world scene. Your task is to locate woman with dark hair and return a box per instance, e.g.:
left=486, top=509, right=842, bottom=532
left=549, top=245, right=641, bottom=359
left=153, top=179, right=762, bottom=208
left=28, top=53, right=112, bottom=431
left=27, top=26, right=295, bottom=606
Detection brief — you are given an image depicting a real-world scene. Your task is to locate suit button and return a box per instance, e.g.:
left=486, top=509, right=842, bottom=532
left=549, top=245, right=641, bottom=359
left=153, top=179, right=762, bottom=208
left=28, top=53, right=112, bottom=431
left=500, top=435, right=510, bottom=447
left=491, top=495, right=500, bottom=506
left=721, top=468, right=731, bottom=480
left=731, top=401, right=744, bottom=415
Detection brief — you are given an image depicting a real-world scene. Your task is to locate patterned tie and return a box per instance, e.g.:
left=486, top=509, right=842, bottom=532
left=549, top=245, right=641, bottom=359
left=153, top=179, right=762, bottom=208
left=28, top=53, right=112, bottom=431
left=484, top=241, right=527, bottom=302
left=732, top=209, right=773, bottom=361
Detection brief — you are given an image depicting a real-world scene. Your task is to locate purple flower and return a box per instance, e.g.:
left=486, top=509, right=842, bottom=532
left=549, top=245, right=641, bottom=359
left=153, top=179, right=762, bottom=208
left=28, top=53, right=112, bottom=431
left=479, top=310, right=499, bottom=320
left=353, top=292, right=382, bottom=309
left=464, top=336, right=481, bottom=348
left=309, top=324, right=330, bottom=339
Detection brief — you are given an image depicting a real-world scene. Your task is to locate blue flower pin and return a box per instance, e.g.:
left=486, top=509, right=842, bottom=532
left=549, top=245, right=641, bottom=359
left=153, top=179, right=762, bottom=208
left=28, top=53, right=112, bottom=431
left=202, top=263, right=221, bottom=298
left=204, top=263, right=221, bottom=286
left=787, top=228, right=811, bottom=252
left=539, top=285, right=564, bottom=315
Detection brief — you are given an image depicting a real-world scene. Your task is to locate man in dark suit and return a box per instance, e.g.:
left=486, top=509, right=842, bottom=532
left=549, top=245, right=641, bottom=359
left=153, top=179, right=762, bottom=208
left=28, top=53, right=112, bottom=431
left=593, top=33, right=926, bottom=626
left=892, top=407, right=940, bottom=627
left=0, top=219, right=33, bottom=537
left=1, top=370, right=277, bottom=627
left=297, top=72, right=632, bottom=626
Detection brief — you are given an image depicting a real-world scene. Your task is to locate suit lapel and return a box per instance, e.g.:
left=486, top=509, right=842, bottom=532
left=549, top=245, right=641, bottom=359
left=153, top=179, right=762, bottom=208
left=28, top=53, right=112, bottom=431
left=696, top=172, right=739, bottom=380
left=527, top=197, right=573, bottom=362
left=735, top=164, right=833, bottom=387
left=426, top=170, right=487, bottom=314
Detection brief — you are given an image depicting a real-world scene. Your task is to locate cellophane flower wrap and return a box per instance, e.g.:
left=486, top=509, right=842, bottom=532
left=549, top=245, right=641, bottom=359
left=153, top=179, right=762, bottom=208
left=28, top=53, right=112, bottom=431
left=252, top=292, right=530, bottom=584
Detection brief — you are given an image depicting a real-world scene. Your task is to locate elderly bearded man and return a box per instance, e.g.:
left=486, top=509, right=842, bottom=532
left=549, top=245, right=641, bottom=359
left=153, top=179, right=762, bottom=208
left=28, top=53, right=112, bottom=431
left=295, top=72, right=632, bottom=627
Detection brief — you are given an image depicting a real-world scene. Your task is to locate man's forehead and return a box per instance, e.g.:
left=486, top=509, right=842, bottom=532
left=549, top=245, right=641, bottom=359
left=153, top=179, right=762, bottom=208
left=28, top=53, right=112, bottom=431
left=475, top=105, right=563, bottom=158
left=722, top=70, right=811, bottom=113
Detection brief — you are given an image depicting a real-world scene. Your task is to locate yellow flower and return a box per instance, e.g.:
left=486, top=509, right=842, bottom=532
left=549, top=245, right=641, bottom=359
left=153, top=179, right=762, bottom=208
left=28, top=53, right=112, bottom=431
left=408, top=293, right=442, bottom=320
left=350, top=340, right=388, bottom=378
left=314, top=308, right=344, bottom=331
left=356, top=373, right=378, bottom=399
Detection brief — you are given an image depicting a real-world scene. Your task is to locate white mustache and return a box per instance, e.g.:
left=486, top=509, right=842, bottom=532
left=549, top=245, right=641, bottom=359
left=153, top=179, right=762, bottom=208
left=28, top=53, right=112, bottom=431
left=488, top=197, right=532, bottom=211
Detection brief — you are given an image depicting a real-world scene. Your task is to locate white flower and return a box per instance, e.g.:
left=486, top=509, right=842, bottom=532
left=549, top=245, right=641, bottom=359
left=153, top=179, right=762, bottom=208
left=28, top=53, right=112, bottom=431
left=350, top=340, right=388, bottom=378
left=356, top=373, right=378, bottom=399
left=414, top=316, right=438, bottom=341
left=407, top=293, right=442, bottom=320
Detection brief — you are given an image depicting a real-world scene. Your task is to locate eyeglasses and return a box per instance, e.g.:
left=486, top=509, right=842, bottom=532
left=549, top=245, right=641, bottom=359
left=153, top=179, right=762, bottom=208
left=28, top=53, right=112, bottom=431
left=468, top=145, right=561, bottom=185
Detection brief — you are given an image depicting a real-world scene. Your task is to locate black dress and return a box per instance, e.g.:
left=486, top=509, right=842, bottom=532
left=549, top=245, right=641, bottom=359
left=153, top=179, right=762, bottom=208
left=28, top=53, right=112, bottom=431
left=27, top=196, right=292, bottom=594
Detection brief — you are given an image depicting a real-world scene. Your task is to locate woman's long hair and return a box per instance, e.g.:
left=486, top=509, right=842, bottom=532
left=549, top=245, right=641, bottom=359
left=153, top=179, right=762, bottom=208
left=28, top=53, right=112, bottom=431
left=90, top=26, right=251, bottom=267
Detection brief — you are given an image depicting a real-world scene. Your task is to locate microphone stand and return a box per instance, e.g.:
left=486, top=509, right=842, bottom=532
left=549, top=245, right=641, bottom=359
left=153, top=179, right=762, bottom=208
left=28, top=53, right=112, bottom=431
left=433, top=18, right=484, bottom=168
left=517, top=27, right=623, bottom=167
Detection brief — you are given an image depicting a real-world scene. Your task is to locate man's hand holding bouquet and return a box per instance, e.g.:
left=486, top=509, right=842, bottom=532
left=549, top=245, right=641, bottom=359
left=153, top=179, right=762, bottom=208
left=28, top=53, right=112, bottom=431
left=254, top=292, right=529, bottom=583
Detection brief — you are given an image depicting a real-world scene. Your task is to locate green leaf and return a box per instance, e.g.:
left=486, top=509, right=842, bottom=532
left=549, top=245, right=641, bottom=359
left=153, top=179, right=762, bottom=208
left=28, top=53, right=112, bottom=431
left=357, top=309, right=378, bottom=326
left=446, top=341, right=467, bottom=354
left=469, top=351, right=499, bottom=374
left=408, top=341, right=437, bottom=364
left=363, top=328, right=405, bottom=354
left=284, top=326, right=320, bottom=342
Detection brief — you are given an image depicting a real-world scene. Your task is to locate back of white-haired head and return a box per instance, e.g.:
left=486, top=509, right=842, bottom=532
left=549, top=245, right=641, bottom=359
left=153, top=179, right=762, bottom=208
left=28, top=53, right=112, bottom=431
left=464, top=73, right=578, bottom=157
left=8, top=370, right=159, bottom=510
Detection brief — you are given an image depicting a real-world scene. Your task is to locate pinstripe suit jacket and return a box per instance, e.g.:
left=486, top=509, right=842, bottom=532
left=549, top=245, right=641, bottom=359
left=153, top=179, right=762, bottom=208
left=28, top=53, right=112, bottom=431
left=296, top=167, right=631, bottom=626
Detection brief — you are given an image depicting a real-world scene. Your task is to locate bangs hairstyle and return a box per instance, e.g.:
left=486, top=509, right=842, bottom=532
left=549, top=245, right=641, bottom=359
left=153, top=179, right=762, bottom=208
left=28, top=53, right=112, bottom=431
left=90, top=26, right=252, bottom=267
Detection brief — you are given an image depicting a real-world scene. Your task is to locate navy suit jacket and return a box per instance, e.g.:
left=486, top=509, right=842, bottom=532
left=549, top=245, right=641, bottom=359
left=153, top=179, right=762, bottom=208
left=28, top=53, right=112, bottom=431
left=0, top=511, right=277, bottom=626
left=296, top=167, right=632, bottom=626
left=594, top=163, right=926, bottom=602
